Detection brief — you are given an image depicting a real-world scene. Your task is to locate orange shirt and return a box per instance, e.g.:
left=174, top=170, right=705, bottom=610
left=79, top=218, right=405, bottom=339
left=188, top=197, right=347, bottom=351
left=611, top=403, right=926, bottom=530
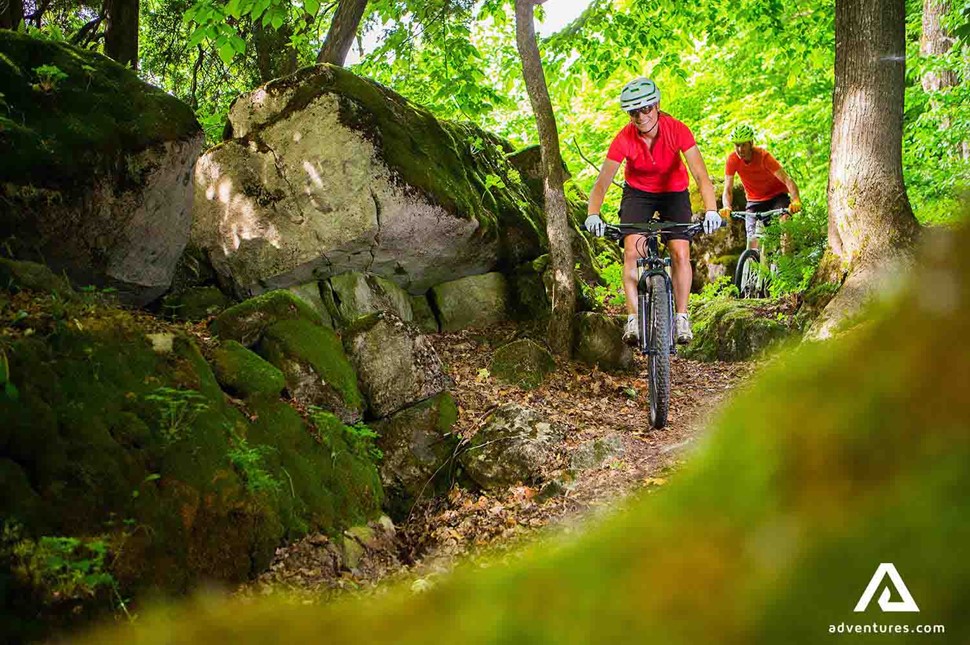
left=725, top=147, right=788, bottom=202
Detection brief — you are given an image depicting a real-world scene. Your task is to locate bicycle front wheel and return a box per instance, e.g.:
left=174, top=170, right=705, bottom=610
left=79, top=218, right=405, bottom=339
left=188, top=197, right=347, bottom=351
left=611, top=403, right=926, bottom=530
left=639, top=274, right=671, bottom=429
left=735, top=249, right=762, bottom=299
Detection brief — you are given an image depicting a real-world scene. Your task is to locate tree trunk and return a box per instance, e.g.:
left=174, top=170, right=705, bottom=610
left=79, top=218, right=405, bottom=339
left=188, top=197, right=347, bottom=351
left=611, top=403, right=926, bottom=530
left=514, top=0, right=575, bottom=357
left=104, top=0, right=139, bottom=68
left=316, top=0, right=368, bottom=66
left=254, top=22, right=298, bottom=82
left=920, top=0, right=956, bottom=92
left=920, top=0, right=967, bottom=160
left=0, top=0, right=24, bottom=29
left=809, top=0, right=921, bottom=339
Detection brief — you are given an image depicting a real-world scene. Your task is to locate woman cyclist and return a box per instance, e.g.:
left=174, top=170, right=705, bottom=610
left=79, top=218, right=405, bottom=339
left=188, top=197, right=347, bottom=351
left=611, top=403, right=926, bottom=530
left=585, top=77, right=721, bottom=345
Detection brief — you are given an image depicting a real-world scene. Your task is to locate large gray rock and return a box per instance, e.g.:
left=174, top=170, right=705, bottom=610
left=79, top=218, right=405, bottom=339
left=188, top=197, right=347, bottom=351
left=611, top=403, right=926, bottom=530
left=372, top=392, right=460, bottom=520
left=459, top=404, right=565, bottom=490
left=0, top=32, right=203, bottom=305
left=326, top=272, right=413, bottom=326
left=573, top=312, right=634, bottom=372
left=192, top=64, right=546, bottom=298
left=342, top=313, right=448, bottom=418
left=432, top=272, right=511, bottom=331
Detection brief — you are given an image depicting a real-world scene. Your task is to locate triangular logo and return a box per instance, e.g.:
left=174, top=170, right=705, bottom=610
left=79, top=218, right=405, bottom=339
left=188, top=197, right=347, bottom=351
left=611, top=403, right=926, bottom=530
left=854, top=563, right=920, bottom=613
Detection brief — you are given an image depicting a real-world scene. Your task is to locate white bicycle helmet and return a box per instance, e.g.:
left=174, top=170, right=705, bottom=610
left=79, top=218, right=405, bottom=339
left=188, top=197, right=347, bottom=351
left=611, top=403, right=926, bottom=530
left=619, top=77, right=661, bottom=111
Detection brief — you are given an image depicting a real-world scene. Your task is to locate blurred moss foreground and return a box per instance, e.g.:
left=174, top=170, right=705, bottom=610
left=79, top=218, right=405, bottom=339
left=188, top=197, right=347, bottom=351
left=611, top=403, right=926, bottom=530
left=88, top=222, right=970, bottom=642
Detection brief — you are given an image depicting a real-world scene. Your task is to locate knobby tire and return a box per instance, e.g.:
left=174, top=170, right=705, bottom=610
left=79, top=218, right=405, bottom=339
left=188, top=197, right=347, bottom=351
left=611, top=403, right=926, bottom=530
left=640, top=273, right=671, bottom=429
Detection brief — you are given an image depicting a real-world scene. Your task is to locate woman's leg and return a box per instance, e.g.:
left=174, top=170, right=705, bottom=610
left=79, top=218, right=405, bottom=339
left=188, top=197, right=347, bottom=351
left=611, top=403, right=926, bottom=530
left=668, top=239, right=691, bottom=314
left=623, top=235, right=644, bottom=315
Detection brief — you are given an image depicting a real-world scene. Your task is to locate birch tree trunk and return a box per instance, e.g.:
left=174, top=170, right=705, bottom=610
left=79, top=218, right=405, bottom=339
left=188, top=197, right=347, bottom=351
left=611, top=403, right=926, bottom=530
left=514, top=0, right=575, bottom=356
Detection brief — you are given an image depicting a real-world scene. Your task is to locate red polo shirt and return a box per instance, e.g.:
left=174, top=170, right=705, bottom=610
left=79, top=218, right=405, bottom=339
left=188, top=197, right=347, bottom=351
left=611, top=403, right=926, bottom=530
left=606, top=114, right=696, bottom=193
left=725, top=147, right=788, bottom=202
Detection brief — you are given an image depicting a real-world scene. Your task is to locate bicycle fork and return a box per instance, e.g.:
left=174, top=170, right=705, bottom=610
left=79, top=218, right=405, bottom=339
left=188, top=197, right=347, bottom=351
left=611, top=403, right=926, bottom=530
left=636, top=258, right=677, bottom=357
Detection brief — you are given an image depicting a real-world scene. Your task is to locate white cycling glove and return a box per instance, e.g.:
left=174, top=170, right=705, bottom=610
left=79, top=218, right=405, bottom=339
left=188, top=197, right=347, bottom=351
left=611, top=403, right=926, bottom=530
left=703, top=210, right=723, bottom=235
left=584, top=214, right=606, bottom=237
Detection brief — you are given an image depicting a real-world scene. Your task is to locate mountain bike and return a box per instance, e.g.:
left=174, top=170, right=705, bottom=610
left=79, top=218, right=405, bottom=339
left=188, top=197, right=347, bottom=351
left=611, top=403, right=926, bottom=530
left=587, top=220, right=704, bottom=429
left=731, top=208, right=789, bottom=299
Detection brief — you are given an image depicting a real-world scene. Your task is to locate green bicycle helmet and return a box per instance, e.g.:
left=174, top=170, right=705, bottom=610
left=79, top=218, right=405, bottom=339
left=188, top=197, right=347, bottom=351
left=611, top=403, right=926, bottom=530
left=620, top=77, right=661, bottom=111
left=730, top=124, right=755, bottom=143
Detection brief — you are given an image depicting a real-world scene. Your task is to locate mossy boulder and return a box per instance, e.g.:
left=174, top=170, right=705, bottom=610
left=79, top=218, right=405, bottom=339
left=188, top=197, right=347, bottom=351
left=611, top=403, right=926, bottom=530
left=372, top=392, right=459, bottom=520
left=210, top=341, right=285, bottom=398
left=573, top=312, right=634, bottom=372
left=161, top=286, right=232, bottom=322
left=256, top=319, right=364, bottom=422
left=0, top=257, right=74, bottom=297
left=459, top=404, right=564, bottom=490
left=570, top=435, right=625, bottom=472
left=243, top=397, right=382, bottom=537
left=0, top=31, right=203, bottom=305
left=210, top=290, right=325, bottom=347
left=342, top=312, right=447, bottom=418
left=431, top=272, right=511, bottom=332
left=287, top=281, right=334, bottom=328
left=0, top=298, right=379, bottom=640
left=192, top=64, right=545, bottom=298
left=490, top=339, right=555, bottom=389
left=682, top=296, right=793, bottom=362
left=325, top=272, right=414, bottom=327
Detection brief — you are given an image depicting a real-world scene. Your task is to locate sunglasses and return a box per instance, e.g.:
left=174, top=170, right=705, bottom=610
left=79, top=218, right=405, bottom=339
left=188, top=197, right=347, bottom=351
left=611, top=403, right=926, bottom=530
left=627, top=105, right=657, bottom=118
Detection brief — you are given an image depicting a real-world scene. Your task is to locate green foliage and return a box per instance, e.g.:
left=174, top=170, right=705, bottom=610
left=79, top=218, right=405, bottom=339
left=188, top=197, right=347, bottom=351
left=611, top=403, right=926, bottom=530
left=693, top=276, right=738, bottom=303
left=226, top=427, right=283, bottom=496
left=143, top=386, right=209, bottom=445
left=591, top=251, right=625, bottom=308
left=1, top=522, right=116, bottom=604
left=32, top=64, right=68, bottom=92
left=309, top=406, right=382, bottom=463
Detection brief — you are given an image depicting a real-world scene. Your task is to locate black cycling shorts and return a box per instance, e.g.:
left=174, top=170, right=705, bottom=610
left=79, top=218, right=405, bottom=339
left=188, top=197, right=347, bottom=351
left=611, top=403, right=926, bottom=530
left=746, top=193, right=791, bottom=213
left=619, top=185, right=692, bottom=241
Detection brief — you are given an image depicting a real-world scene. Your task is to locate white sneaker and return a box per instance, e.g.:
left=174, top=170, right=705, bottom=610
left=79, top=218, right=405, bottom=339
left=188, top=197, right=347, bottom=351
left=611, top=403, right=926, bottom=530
left=675, top=313, right=693, bottom=345
left=622, top=315, right=639, bottom=345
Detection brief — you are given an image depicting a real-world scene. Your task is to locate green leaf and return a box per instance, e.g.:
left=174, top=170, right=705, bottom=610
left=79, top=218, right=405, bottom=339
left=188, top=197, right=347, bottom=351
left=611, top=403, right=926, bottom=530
left=217, top=43, right=236, bottom=66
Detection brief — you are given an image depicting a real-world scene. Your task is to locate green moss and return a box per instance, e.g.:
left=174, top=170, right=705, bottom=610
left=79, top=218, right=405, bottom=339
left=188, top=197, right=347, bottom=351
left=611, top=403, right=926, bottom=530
left=210, top=289, right=325, bottom=347
left=0, top=258, right=74, bottom=297
left=256, top=319, right=364, bottom=420
left=161, top=287, right=232, bottom=322
left=0, top=31, right=199, bottom=188
left=490, top=339, right=556, bottom=389
left=682, top=296, right=792, bottom=362
left=210, top=341, right=285, bottom=398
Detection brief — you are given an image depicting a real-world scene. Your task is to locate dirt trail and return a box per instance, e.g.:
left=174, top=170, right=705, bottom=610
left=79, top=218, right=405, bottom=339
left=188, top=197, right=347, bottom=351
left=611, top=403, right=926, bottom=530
left=243, top=324, right=753, bottom=598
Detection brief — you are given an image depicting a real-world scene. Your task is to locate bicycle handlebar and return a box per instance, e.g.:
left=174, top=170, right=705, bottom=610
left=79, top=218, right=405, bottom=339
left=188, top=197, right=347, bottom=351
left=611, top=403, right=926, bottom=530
left=729, top=208, right=789, bottom=221
left=582, top=221, right=705, bottom=241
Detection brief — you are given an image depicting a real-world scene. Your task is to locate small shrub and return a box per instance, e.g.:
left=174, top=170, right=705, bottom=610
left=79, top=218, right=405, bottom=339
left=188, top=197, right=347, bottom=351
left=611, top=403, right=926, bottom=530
left=143, top=387, right=208, bottom=445
left=32, top=64, right=68, bottom=93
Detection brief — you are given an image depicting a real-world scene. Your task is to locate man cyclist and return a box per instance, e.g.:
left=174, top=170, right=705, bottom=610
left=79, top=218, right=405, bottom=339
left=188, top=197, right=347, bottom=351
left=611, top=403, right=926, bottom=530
left=719, top=124, right=802, bottom=251
left=585, top=77, right=722, bottom=346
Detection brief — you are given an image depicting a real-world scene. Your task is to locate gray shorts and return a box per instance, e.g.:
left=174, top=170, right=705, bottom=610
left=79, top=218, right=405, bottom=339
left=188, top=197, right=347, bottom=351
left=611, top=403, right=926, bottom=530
left=744, top=193, right=791, bottom=239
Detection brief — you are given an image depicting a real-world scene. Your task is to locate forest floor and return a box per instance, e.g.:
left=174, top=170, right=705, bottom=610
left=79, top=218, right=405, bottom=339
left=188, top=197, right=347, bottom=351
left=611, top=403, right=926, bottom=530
left=240, top=322, right=754, bottom=600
